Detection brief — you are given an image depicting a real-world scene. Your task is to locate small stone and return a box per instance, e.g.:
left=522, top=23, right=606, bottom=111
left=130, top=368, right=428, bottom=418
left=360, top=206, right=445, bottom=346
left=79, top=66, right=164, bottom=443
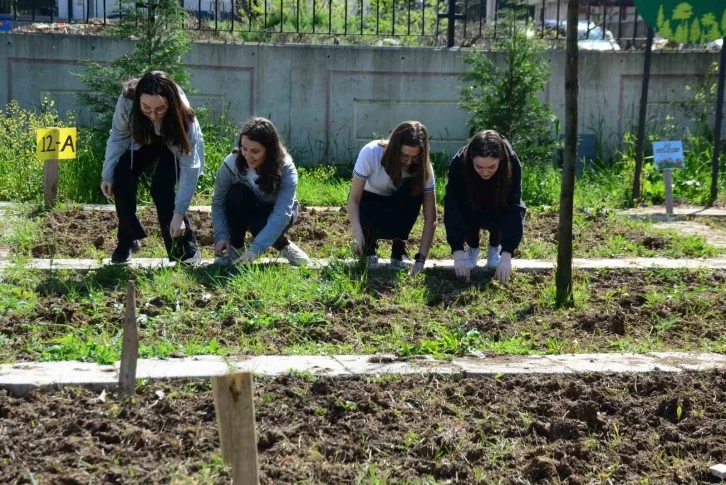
left=710, top=463, right=726, bottom=479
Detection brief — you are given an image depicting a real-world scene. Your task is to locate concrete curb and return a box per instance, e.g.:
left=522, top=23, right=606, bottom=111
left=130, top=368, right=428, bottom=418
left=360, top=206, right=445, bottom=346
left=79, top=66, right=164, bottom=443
left=2, top=256, right=726, bottom=272
left=622, top=206, right=726, bottom=217
left=0, top=202, right=344, bottom=214
left=2, top=352, right=725, bottom=395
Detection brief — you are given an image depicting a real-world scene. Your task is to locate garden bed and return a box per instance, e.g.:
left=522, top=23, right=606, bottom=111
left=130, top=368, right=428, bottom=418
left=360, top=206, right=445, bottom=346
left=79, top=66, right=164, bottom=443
left=1, top=266, right=724, bottom=363
left=2, top=372, right=725, bottom=484
left=5, top=206, right=723, bottom=261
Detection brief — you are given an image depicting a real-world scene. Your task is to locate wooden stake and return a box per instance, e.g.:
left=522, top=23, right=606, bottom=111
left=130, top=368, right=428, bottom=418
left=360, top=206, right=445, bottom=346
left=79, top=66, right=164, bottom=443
left=43, top=159, right=59, bottom=208
left=212, top=372, right=259, bottom=485
left=664, top=169, right=674, bottom=218
left=118, top=280, right=138, bottom=399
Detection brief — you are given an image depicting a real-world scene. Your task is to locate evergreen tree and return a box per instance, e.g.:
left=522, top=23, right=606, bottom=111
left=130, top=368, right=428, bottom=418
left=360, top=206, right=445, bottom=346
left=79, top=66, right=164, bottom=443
left=74, top=0, right=192, bottom=129
left=690, top=17, right=702, bottom=44
left=459, top=1, right=556, bottom=163
left=657, top=5, right=666, bottom=31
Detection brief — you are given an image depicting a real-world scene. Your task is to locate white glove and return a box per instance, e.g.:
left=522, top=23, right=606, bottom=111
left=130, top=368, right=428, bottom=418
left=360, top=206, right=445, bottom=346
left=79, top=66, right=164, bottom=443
left=232, top=250, right=258, bottom=265
left=494, top=253, right=512, bottom=286
left=454, top=258, right=470, bottom=281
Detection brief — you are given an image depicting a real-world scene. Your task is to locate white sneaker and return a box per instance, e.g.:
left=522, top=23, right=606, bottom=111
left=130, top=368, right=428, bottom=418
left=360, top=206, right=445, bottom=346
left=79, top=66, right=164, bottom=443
left=281, top=242, right=310, bottom=267
left=181, top=250, right=201, bottom=266
left=464, top=246, right=481, bottom=270
left=390, top=254, right=415, bottom=269
left=365, top=254, right=380, bottom=265
left=487, top=245, right=502, bottom=269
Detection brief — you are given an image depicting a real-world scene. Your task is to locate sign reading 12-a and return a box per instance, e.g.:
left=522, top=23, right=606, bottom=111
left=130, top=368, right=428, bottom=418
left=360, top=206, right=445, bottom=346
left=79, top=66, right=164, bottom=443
left=634, top=1, right=726, bottom=43
left=36, top=127, right=77, bottom=161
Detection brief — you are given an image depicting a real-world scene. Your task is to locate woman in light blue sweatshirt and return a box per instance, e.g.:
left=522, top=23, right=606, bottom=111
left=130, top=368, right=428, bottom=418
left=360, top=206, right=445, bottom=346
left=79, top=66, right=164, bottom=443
left=211, top=118, right=310, bottom=267
left=100, top=71, right=204, bottom=265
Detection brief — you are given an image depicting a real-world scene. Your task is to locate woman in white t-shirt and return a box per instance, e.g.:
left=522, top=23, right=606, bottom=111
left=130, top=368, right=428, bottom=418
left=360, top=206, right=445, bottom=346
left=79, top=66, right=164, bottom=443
left=347, top=121, right=437, bottom=276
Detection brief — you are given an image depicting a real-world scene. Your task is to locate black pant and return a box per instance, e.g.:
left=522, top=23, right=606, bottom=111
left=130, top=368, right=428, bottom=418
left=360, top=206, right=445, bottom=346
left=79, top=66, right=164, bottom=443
left=113, top=142, right=198, bottom=260
left=225, top=183, right=292, bottom=251
left=359, top=179, right=423, bottom=258
left=465, top=219, right=502, bottom=250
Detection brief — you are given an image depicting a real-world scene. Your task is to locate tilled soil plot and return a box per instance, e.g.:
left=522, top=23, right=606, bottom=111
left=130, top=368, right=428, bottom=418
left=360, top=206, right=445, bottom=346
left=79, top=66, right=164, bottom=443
left=18, top=206, right=717, bottom=260
left=1, top=268, right=725, bottom=363
left=1, top=372, right=725, bottom=484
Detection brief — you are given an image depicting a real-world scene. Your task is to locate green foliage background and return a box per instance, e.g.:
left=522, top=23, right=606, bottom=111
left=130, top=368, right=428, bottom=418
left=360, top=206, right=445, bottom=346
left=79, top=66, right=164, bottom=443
left=636, top=1, right=726, bottom=43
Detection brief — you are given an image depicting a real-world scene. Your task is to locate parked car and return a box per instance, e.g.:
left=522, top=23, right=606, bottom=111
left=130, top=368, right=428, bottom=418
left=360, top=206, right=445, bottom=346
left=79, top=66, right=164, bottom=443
left=706, top=39, right=723, bottom=51
left=536, top=19, right=621, bottom=51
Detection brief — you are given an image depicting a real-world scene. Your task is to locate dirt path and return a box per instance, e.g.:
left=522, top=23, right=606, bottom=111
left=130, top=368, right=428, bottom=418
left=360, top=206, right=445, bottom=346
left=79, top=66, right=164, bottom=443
left=622, top=206, right=726, bottom=249
left=653, top=220, right=726, bottom=249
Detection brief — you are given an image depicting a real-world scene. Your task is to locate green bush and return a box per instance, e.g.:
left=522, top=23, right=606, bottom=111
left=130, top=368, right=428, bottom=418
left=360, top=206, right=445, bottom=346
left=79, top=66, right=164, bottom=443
left=74, top=0, right=193, bottom=130
left=459, top=2, right=558, bottom=165
left=0, top=99, right=72, bottom=202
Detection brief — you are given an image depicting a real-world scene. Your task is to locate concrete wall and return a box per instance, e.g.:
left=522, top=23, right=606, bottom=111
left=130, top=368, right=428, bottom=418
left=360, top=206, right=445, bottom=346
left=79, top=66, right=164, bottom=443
left=1, top=33, right=721, bottom=164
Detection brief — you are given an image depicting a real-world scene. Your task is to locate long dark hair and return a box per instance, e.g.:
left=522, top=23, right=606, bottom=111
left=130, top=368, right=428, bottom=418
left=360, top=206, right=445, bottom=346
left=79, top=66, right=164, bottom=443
left=464, top=130, right=512, bottom=210
left=233, top=117, right=285, bottom=194
left=379, top=121, right=432, bottom=195
left=124, top=71, right=195, bottom=154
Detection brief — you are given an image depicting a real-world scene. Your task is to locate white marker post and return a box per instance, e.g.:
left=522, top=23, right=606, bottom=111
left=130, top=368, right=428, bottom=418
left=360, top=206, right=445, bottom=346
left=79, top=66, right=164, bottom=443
left=652, top=141, right=685, bottom=218
left=663, top=168, right=674, bottom=217
left=36, top=127, right=77, bottom=208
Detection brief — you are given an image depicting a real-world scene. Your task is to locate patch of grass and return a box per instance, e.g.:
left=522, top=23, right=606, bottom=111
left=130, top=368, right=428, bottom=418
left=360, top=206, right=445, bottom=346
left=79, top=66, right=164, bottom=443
left=296, top=165, right=352, bottom=206
left=2, top=265, right=725, bottom=364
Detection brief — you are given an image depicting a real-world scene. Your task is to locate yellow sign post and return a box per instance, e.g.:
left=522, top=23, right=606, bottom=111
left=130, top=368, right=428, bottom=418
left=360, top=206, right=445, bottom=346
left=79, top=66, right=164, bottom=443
left=36, top=127, right=77, bottom=207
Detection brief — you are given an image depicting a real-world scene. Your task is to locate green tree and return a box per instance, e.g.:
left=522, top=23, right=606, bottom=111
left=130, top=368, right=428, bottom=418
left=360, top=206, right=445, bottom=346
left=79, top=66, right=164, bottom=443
left=674, top=23, right=688, bottom=43
left=459, top=2, right=556, bottom=163
left=722, top=8, right=726, bottom=34
left=660, top=19, right=674, bottom=39
left=672, top=2, right=693, bottom=43
left=74, top=0, right=192, bottom=129
left=657, top=5, right=666, bottom=30
left=690, top=17, right=702, bottom=43
left=700, top=13, right=720, bottom=40
left=672, top=2, right=693, bottom=22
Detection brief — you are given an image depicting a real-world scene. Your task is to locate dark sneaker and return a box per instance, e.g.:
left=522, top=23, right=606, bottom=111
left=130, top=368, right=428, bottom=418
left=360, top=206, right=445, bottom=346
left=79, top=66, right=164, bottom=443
left=111, top=240, right=141, bottom=264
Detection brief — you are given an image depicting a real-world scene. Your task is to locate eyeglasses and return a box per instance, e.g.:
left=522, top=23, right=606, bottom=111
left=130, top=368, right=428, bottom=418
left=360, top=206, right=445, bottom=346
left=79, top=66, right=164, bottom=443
left=141, top=105, right=168, bottom=116
left=400, top=153, right=422, bottom=164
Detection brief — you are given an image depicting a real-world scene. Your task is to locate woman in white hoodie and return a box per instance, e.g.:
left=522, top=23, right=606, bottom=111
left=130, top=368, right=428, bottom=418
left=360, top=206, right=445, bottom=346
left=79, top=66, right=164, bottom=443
left=100, top=71, right=204, bottom=265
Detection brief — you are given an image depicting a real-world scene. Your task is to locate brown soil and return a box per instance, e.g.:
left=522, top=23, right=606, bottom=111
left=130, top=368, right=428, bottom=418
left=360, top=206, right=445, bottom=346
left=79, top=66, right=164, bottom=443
left=19, top=206, right=716, bottom=259
left=2, top=372, right=725, bottom=484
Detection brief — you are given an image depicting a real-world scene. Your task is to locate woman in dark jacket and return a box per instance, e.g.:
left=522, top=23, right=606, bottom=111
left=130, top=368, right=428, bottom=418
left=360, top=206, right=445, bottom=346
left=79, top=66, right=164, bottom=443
left=444, top=130, right=526, bottom=285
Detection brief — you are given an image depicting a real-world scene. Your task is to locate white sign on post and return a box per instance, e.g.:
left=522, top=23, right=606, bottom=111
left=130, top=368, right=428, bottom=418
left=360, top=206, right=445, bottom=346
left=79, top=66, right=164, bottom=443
left=653, top=141, right=685, bottom=170
left=652, top=141, right=684, bottom=217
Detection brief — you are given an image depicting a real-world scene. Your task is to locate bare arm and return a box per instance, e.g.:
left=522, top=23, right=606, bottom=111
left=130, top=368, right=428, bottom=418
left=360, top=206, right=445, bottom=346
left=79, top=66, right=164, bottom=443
left=347, top=177, right=367, bottom=254
left=347, top=177, right=366, bottom=232
left=417, top=191, right=437, bottom=258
